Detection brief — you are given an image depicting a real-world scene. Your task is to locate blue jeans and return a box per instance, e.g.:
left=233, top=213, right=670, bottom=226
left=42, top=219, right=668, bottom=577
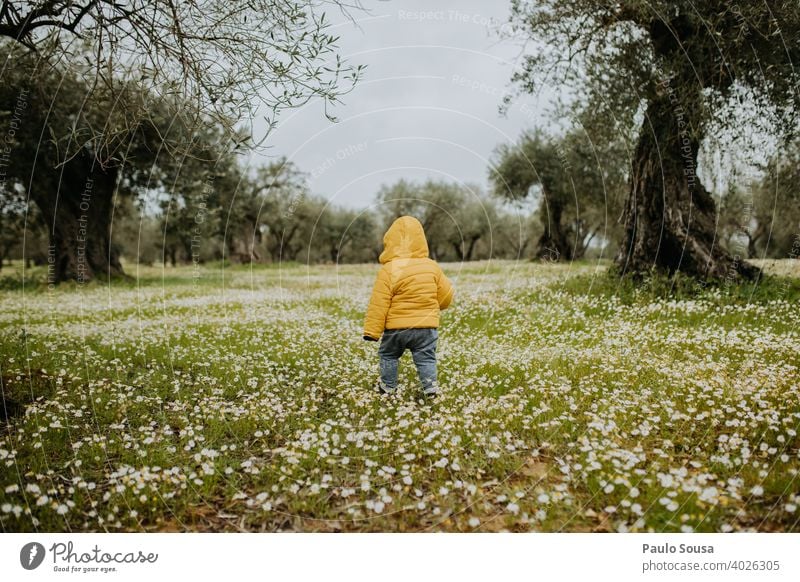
left=378, top=328, right=438, bottom=395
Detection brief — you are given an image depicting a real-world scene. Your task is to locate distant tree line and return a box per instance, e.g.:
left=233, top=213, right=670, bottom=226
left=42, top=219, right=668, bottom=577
left=3, top=158, right=544, bottom=269
left=4, top=127, right=798, bottom=271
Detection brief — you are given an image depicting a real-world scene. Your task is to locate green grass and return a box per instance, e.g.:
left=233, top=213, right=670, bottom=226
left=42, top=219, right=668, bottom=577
left=1, top=259, right=798, bottom=532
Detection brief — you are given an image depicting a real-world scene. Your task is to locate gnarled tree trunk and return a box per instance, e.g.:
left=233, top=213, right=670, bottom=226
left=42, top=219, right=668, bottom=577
left=452, top=235, right=480, bottom=262
left=30, top=150, right=125, bottom=283
left=536, top=194, right=572, bottom=262
left=615, top=95, right=758, bottom=281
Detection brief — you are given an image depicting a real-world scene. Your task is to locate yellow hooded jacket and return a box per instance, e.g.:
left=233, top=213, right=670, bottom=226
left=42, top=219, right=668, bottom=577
left=363, top=216, right=454, bottom=340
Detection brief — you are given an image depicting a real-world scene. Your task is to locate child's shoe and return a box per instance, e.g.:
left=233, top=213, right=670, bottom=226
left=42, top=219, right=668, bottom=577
left=422, top=380, right=438, bottom=401
left=422, top=389, right=438, bottom=402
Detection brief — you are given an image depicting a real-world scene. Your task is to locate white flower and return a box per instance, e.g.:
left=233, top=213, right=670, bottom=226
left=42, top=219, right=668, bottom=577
left=468, top=517, right=480, bottom=527
left=698, top=487, right=718, bottom=503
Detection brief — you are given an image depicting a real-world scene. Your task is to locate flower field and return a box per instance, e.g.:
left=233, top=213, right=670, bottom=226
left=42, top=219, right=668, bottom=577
left=1, top=260, right=799, bottom=532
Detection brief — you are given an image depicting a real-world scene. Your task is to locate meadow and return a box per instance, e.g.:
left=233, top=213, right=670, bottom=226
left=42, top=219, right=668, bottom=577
left=1, top=259, right=799, bottom=532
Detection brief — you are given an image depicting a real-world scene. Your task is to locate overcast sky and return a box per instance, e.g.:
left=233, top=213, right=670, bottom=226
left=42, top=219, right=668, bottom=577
left=247, top=0, right=556, bottom=209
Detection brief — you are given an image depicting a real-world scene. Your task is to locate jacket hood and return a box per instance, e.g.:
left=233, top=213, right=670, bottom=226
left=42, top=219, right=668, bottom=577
left=379, top=216, right=429, bottom=264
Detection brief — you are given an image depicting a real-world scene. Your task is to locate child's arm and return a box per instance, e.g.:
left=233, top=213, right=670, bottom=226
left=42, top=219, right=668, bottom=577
left=437, top=268, right=454, bottom=310
left=363, top=268, right=392, bottom=340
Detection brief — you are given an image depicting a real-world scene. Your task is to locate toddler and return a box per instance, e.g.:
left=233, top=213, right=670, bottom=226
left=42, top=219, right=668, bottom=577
left=363, top=216, right=454, bottom=398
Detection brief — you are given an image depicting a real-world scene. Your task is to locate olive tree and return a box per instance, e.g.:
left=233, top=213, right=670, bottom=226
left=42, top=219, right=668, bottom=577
left=491, top=128, right=627, bottom=261
left=506, top=0, right=799, bottom=279
left=0, top=1, right=362, bottom=136
left=0, top=0, right=363, bottom=281
left=1, top=48, right=237, bottom=280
